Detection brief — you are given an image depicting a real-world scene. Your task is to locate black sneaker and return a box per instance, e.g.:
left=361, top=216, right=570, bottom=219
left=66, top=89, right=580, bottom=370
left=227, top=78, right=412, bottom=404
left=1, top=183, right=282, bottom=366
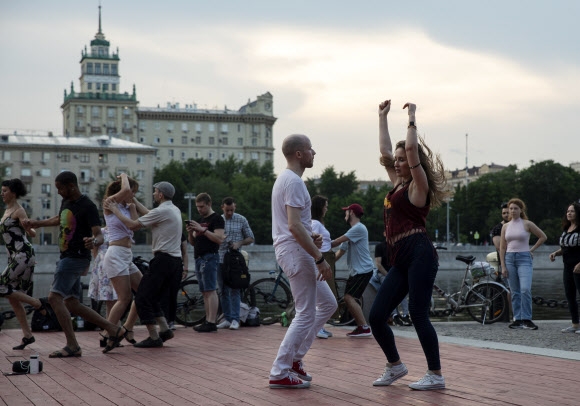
left=401, top=315, right=413, bottom=326
left=159, top=329, right=174, bottom=342
left=393, top=315, right=404, bottom=326
left=509, top=320, right=524, bottom=329
left=133, top=337, right=163, bottom=348
left=522, top=320, right=538, bottom=330
left=194, top=322, right=217, bottom=333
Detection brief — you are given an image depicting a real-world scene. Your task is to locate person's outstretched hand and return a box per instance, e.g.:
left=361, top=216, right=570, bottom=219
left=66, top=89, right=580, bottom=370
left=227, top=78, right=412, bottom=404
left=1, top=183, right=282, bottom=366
left=403, top=102, right=416, bottom=115
left=378, top=99, right=391, bottom=116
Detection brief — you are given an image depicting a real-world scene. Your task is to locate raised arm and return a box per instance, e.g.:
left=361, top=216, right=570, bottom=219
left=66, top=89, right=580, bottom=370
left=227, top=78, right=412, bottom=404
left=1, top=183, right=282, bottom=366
left=378, top=99, right=397, bottom=184
left=403, top=103, right=429, bottom=208
left=103, top=174, right=133, bottom=212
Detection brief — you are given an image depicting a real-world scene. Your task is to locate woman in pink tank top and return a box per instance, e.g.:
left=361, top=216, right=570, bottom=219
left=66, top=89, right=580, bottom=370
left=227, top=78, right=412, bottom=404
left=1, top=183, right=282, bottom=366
left=499, top=198, right=546, bottom=330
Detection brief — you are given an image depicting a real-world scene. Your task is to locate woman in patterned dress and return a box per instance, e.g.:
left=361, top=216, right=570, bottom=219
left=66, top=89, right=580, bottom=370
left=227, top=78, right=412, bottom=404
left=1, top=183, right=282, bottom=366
left=1, top=178, right=45, bottom=350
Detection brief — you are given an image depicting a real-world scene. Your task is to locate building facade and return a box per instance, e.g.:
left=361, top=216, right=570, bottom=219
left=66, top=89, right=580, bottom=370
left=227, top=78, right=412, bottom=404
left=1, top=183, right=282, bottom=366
left=61, top=6, right=276, bottom=171
left=445, top=163, right=507, bottom=189
left=0, top=131, right=155, bottom=245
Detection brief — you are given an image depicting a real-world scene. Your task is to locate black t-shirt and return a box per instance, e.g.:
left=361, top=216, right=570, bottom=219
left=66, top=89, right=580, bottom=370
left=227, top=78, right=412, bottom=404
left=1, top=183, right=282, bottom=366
left=374, top=241, right=390, bottom=271
left=193, top=212, right=225, bottom=258
left=490, top=222, right=503, bottom=239
left=58, top=195, right=101, bottom=260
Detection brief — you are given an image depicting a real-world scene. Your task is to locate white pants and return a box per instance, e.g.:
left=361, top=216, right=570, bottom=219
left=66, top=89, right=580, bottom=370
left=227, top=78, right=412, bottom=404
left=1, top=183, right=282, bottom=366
left=269, top=244, right=337, bottom=380
left=103, top=245, right=140, bottom=279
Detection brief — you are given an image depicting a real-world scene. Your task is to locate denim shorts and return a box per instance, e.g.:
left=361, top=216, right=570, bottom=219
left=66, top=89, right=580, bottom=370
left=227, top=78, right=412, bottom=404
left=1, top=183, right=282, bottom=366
left=195, top=253, right=219, bottom=292
left=51, top=257, right=90, bottom=300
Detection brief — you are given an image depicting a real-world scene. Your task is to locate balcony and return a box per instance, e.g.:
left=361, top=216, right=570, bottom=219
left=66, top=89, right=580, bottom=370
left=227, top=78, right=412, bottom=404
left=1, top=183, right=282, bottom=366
left=122, top=128, right=133, bottom=134
left=74, top=126, right=86, bottom=132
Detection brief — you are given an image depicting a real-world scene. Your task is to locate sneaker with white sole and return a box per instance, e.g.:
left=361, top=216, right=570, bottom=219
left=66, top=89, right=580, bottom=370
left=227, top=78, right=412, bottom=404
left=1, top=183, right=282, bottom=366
left=561, top=326, right=580, bottom=333
left=521, top=320, right=538, bottom=330
left=346, top=326, right=372, bottom=338
left=321, top=328, right=333, bottom=337
left=269, top=374, right=311, bottom=389
left=291, top=360, right=312, bottom=381
left=316, top=329, right=329, bottom=339
left=409, top=371, right=445, bottom=390
left=229, top=320, right=240, bottom=330
left=373, top=363, right=408, bottom=386
left=216, top=320, right=231, bottom=329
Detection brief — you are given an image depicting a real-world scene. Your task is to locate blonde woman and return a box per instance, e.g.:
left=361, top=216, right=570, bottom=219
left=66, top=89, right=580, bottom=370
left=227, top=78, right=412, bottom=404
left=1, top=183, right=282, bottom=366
left=500, top=198, right=547, bottom=330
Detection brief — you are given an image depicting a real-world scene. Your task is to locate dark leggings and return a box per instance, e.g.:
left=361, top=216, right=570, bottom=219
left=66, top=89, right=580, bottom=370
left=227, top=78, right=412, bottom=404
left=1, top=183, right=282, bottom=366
left=369, top=233, right=441, bottom=371
left=563, top=262, right=580, bottom=324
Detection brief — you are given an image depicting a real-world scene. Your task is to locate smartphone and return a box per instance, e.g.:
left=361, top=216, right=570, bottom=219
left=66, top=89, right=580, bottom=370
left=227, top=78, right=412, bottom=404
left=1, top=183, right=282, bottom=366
left=185, top=220, right=193, bottom=225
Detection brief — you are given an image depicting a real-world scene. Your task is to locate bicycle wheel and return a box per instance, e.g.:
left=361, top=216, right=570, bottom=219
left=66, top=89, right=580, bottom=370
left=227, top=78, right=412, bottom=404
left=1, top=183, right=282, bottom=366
left=465, top=283, right=508, bottom=324
left=175, top=280, right=206, bottom=327
left=329, top=277, right=364, bottom=326
left=245, top=278, right=292, bottom=325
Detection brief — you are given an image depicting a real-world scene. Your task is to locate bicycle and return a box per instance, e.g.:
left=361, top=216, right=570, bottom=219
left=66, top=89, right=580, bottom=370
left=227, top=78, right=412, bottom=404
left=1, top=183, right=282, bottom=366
left=175, top=273, right=207, bottom=327
left=431, top=254, right=509, bottom=324
left=244, top=266, right=361, bottom=326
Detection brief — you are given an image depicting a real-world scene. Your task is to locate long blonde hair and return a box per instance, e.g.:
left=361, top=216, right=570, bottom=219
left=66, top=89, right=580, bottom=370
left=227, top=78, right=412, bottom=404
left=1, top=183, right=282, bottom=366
left=380, top=137, right=449, bottom=208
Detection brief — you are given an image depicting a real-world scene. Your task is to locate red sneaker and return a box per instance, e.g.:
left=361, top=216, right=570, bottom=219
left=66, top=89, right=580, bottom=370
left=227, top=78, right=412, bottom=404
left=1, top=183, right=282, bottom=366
left=346, top=326, right=372, bottom=338
left=291, top=360, right=312, bottom=381
left=269, top=374, right=311, bottom=389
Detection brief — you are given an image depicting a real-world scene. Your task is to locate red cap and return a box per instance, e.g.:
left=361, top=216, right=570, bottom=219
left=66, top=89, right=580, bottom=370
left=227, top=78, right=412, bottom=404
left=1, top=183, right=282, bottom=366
left=341, top=203, right=364, bottom=217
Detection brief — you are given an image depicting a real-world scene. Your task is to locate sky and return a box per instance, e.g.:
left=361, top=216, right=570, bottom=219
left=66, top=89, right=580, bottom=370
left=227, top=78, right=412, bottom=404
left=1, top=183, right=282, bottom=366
left=1, top=1, right=579, bottom=180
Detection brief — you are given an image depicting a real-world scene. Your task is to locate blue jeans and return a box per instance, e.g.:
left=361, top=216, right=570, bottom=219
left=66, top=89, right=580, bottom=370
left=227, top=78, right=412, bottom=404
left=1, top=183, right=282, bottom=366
left=218, top=263, right=241, bottom=322
left=195, top=253, right=219, bottom=292
left=505, top=251, right=533, bottom=321
left=369, top=233, right=440, bottom=371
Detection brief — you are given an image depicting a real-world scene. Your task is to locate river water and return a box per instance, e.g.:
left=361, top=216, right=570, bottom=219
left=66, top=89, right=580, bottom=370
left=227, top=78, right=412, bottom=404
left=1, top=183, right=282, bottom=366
left=0, top=267, right=571, bottom=330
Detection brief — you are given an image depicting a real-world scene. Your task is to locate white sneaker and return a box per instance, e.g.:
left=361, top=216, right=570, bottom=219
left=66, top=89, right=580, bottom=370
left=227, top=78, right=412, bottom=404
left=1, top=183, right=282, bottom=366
left=408, top=371, right=445, bottom=390
left=229, top=320, right=240, bottom=330
left=562, top=325, right=580, bottom=333
left=321, top=328, right=333, bottom=337
left=373, top=363, right=408, bottom=386
left=216, top=320, right=231, bottom=329
left=316, top=329, right=329, bottom=339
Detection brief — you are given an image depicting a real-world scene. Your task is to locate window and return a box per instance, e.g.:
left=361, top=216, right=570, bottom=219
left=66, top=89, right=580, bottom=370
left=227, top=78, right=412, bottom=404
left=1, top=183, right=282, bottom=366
left=108, top=108, right=116, bottom=118
left=95, top=63, right=101, bottom=74
left=238, top=152, right=243, bottom=160
left=118, top=154, right=127, bottom=164
left=81, top=185, right=90, bottom=194
left=221, top=152, right=226, bottom=159
left=111, top=64, right=117, bottom=75
left=21, top=168, right=32, bottom=177
left=80, top=169, right=91, bottom=182
left=87, top=63, right=93, bottom=74
left=221, top=124, right=228, bottom=133
left=139, top=137, right=145, bottom=143
left=155, top=122, right=161, bottom=130
left=92, top=106, right=100, bottom=117
left=123, top=108, right=131, bottom=116
left=76, top=106, right=84, bottom=114
left=96, top=83, right=101, bottom=90
left=208, top=152, right=214, bottom=160
left=103, top=83, right=108, bottom=92
left=209, top=137, right=215, bottom=145
left=208, top=123, right=215, bottom=132
left=79, top=153, right=90, bottom=163
left=251, top=152, right=259, bottom=160
left=112, top=84, right=116, bottom=91
left=22, top=152, right=31, bottom=162
left=41, top=184, right=51, bottom=193
left=265, top=152, right=272, bottom=161
left=2, top=151, right=11, bottom=161
left=103, top=64, right=109, bottom=75
left=168, top=138, right=174, bottom=144
left=5, top=167, right=12, bottom=176
left=265, top=139, right=269, bottom=147
left=195, top=152, right=200, bottom=158
left=136, top=155, right=144, bottom=164
left=252, top=138, right=258, bottom=146
left=99, top=169, right=107, bottom=179
left=237, top=124, right=241, bottom=132
left=181, top=123, right=188, bottom=132
left=195, top=123, right=202, bottom=133
left=237, top=138, right=243, bottom=146
left=181, top=151, right=186, bottom=160
left=139, top=122, right=147, bottom=131
left=167, top=123, right=174, bottom=132
left=195, top=136, right=201, bottom=144
left=98, top=153, right=108, bottom=164
left=221, top=137, right=228, bottom=146
left=181, top=136, right=187, bottom=145
left=76, top=120, right=84, bottom=128
left=41, top=199, right=51, bottom=210
left=137, top=170, right=145, bottom=180
left=40, top=168, right=51, bottom=177
left=168, top=149, right=174, bottom=158
left=61, top=153, right=71, bottom=162
left=154, top=137, right=160, bottom=144
left=88, top=83, right=92, bottom=90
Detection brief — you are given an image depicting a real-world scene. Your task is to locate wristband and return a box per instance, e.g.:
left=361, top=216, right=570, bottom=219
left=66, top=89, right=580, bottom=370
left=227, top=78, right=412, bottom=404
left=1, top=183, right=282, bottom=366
left=315, top=255, right=325, bottom=265
left=408, top=121, right=416, bottom=129
left=201, top=228, right=207, bottom=234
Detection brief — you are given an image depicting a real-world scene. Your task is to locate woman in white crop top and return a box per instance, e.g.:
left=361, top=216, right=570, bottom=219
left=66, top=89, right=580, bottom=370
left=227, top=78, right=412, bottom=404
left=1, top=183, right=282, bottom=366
left=500, top=198, right=546, bottom=330
left=101, top=173, right=142, bottom=351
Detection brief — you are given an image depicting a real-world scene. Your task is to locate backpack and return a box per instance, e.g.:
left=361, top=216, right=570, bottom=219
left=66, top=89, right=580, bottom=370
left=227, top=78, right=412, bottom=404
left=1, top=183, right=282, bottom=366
left=31, top=298, right=62, bottom=332
left=222, top=249, right=250, bottom=289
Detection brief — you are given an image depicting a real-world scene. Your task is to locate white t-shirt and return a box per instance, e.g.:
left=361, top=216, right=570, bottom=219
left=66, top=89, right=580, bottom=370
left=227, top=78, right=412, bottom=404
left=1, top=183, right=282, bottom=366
left=311, top=219, right=331, bottom=252
left=138, top=201, right=183, bottom=257
left=272, top=169, right=312, bottom=248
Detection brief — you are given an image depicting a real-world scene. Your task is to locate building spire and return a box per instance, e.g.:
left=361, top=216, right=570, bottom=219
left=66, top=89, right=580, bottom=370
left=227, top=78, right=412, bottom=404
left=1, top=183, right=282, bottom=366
left=98, top=4, right=102, bottom=34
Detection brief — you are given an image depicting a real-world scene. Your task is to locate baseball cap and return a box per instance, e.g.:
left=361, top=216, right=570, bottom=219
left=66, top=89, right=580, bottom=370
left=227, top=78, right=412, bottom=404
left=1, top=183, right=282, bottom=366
left=153, top=181, right=175, bottom=199
left=341, top=203, right=364, bottom=217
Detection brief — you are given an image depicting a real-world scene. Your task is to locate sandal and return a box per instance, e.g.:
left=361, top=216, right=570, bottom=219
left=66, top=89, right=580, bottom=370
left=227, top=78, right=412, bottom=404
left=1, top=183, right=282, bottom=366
left=123, top=328, right=137, bottom=344
left=13, top=336, right=35, bottom=350
left=99, top=333, right=108, bottom=348
left=49, top=346, right=82, bottom=358
left=103, top=326, right=126, bottom=354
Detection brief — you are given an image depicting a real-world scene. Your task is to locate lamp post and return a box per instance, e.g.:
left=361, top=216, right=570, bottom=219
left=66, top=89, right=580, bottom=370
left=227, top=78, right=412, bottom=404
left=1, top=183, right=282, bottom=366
left=38, top=198, right=46, bottom=245
left=184, top=193, right=196, bottom=220
left=446, top=198, right=453, bottom=246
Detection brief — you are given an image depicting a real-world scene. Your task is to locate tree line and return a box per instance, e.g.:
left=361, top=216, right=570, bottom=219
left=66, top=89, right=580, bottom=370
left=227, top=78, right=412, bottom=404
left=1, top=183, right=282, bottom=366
left=95, top=157, right=579, bottom=246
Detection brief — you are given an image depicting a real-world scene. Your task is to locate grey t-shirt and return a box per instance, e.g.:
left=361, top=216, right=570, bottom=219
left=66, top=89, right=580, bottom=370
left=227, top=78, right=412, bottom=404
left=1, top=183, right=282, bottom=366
left=339, top=222, right=376, bottom=276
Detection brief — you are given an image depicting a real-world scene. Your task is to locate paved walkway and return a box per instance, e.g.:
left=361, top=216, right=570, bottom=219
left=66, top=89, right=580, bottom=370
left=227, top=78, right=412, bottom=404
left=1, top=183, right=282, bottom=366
left=1, top=322, right=578, bottom=405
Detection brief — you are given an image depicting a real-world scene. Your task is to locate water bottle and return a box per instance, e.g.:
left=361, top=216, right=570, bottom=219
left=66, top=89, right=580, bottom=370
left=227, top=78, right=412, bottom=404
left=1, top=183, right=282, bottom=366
left=29, top=354, right=39, bottom=374
left=280, top=312, right=288, bottom=327
left=77, top=316, right=85, bottom=330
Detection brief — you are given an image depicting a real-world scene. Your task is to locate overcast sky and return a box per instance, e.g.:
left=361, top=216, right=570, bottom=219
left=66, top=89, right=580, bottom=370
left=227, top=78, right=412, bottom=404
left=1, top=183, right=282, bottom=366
left=1, top=1, right=579, bottom=180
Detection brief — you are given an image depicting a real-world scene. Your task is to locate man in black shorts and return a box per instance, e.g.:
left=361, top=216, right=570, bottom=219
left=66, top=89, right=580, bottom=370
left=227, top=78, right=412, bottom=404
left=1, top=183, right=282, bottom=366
left=331, top=203, right=375, bottom=337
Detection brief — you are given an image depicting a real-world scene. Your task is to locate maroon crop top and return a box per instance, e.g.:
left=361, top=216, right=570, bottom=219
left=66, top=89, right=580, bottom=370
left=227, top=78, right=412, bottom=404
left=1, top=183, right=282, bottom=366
left=384, top=183, right=429, bottom=243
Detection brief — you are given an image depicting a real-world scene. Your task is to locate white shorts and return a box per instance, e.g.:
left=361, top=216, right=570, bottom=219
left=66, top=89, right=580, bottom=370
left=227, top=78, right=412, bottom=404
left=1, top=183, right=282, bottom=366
left=102, top=245, right=140, bottom=279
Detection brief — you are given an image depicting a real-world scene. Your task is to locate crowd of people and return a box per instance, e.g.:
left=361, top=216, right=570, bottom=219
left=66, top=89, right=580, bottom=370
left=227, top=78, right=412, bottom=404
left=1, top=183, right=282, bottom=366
left=1, top=99, right=578, bottom=393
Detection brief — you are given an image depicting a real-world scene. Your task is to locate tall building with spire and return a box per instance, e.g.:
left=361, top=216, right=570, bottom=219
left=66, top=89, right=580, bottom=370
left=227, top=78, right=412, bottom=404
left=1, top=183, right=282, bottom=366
left=61, top=5, right=138, bottom=140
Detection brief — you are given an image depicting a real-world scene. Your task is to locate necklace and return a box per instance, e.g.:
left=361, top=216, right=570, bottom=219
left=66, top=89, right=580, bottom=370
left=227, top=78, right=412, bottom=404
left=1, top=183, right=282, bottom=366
left=399, top=178, right=411, bottom=188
